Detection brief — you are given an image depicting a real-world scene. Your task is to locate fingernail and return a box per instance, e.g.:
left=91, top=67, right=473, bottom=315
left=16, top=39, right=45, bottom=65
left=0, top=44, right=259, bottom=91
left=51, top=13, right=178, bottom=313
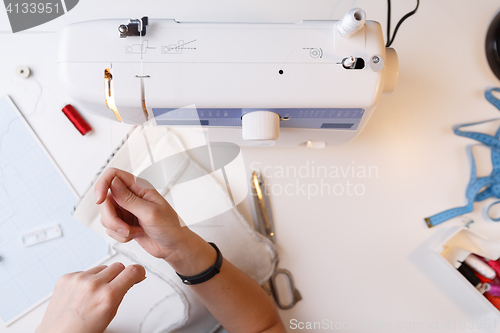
left=112, top=177, right=126, bottom=192
left=117, top=228, right=129, bottom=237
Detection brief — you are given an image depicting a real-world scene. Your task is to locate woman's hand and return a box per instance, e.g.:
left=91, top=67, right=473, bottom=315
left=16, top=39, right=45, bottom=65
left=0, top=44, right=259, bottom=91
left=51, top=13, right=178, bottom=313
left=36, top=263, right=146, bottom=333
left=94, top=168, right=188, bottom=259
left=94, top=168, right=217, bottom=276
left=94, top=168, right=285, bottom=333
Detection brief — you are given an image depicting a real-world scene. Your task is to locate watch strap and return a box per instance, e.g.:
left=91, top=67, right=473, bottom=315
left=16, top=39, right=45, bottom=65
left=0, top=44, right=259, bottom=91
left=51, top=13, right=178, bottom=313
left=176, top=242, right=223, bottom=285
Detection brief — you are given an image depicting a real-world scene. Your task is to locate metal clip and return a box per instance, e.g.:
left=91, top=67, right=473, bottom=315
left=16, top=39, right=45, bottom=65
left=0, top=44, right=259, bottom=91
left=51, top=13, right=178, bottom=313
left=118, top=17, right=149, bottom=38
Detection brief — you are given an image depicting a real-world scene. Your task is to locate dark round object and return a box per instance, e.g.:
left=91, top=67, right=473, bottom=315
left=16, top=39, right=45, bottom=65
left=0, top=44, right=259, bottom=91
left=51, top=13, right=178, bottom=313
left=486, top=10, right=500, bottom=81
left=279, top=69, right=284, bottom=75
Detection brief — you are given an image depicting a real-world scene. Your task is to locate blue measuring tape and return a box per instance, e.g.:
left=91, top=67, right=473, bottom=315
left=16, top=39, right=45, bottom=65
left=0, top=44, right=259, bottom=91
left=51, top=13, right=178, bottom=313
left=425, top=88, right=500, bottom=227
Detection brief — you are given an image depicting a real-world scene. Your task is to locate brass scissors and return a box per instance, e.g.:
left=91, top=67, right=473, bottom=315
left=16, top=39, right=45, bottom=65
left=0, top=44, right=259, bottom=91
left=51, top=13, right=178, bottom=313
left=251, top=171, right=302, bottom=309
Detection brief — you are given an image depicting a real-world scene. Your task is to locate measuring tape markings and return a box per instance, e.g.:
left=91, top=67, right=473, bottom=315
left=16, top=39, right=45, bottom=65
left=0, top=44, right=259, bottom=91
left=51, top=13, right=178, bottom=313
left=425, top=88, right=500, bottom=227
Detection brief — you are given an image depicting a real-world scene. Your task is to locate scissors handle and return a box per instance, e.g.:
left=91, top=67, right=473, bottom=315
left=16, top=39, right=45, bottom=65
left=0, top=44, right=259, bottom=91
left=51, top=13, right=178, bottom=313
left=269, top=267, right=302, bottom=310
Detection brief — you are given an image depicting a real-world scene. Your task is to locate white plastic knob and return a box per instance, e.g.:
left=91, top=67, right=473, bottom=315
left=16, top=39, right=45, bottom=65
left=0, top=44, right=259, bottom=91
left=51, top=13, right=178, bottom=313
left=343, top=56, right=356, bottom=68
left=307, top=140, right=326, bottom=149
left=242, top=111, right=280, bottom=141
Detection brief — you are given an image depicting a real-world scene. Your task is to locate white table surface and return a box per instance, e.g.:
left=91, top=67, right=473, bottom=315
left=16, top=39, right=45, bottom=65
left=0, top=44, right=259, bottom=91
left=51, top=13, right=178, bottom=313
left=2, top=1, right=500, bottom=332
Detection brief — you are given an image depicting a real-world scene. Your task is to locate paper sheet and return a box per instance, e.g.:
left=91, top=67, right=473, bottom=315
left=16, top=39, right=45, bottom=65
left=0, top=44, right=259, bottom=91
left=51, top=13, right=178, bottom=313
left=0, top=95, right=110, bottom=326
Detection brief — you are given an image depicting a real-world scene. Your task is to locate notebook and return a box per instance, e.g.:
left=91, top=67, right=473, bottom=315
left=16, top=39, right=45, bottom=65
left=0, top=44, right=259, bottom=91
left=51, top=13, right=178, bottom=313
left=0, top=95, right=110, bottom=326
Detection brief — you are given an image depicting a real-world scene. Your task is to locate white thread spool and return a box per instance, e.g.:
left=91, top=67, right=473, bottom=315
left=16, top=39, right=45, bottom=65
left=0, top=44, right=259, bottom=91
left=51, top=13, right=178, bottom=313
left=464, top=254, right=496, bottom=280
left=337, top=8, right=366, bottom=37
left=16, top=65, right=31, bottom=79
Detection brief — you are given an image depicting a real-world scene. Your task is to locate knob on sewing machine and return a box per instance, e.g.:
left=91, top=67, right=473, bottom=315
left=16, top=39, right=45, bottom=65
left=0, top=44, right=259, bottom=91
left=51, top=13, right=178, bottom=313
left=242, top=111, right=280, bottom=141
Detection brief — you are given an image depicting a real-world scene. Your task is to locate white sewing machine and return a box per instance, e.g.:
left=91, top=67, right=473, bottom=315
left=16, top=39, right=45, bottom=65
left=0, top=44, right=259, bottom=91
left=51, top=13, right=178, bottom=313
left=57, top=8, right=398, bottom=148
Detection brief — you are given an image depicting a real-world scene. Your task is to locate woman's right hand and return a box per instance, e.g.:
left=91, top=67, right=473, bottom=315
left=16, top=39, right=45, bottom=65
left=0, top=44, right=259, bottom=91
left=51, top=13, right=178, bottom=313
left=94, top=167, right=185, bottom=260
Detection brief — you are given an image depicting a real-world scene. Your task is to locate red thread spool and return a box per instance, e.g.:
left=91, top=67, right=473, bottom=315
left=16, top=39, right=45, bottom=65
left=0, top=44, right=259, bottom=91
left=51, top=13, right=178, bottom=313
left=488, top=260, right=500, bottom=276
left=62, top=104, right=92, bottom=136
left=474, top=271, right=493, bottom=284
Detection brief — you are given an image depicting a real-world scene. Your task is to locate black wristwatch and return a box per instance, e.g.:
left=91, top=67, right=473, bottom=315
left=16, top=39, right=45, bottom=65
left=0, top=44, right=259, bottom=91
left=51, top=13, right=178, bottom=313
left=176, top=242, right=223, bottom=285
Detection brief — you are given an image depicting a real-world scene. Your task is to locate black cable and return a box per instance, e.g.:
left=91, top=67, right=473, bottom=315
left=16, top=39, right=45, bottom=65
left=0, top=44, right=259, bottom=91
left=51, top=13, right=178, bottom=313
left=386, top=0, right=420, bottom=47
left=386, top=0, right=392, bottom=47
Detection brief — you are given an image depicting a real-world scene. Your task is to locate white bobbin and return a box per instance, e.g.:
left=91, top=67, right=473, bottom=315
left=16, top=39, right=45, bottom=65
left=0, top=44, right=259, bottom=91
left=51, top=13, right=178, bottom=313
left=16, top=65, right=31, bottom=79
